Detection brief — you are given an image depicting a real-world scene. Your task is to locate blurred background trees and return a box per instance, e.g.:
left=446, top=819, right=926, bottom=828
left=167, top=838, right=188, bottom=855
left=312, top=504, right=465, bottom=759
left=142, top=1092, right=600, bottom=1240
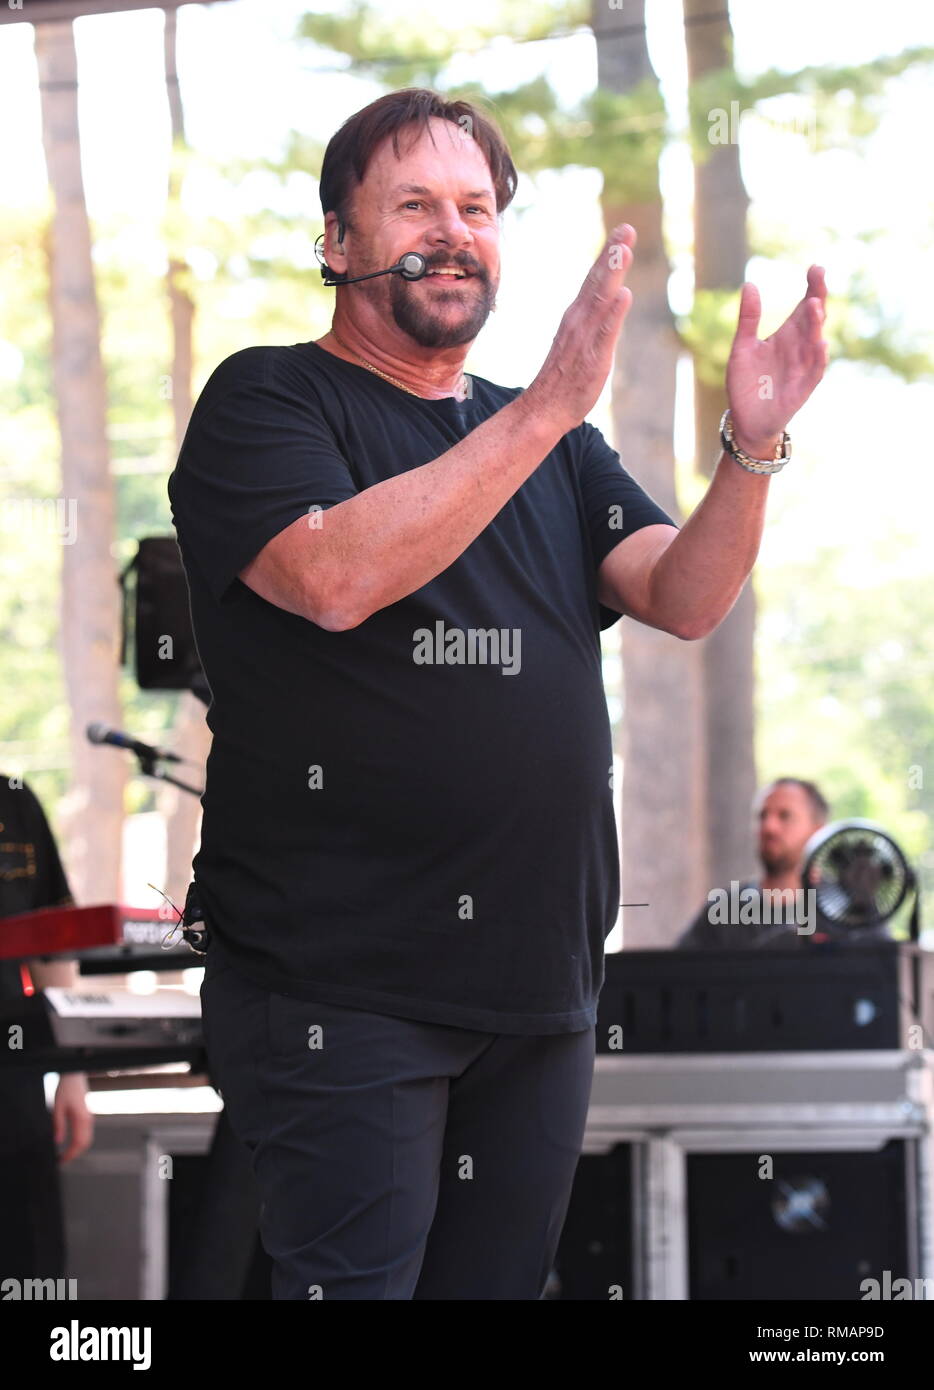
left=1, top=0, right=931, bottom=937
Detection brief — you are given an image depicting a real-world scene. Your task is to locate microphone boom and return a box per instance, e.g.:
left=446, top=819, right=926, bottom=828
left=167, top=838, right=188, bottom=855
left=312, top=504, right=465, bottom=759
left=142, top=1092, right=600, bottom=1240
left=321, top=252, right=427, bottom=287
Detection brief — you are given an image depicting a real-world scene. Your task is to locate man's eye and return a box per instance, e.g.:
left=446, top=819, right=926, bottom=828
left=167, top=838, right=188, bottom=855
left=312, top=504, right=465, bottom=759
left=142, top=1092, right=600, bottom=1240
left=403, top=201, right=423, bottom=210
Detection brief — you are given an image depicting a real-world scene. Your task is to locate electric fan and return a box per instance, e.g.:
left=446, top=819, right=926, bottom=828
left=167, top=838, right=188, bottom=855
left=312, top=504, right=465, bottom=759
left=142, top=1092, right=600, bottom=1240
left=801, top=818, right=919, bottom=941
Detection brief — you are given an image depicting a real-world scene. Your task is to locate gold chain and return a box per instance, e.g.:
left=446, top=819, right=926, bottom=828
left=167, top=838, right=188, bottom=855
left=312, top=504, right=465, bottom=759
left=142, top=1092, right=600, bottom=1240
left=328, top=328, right=467, bottom=401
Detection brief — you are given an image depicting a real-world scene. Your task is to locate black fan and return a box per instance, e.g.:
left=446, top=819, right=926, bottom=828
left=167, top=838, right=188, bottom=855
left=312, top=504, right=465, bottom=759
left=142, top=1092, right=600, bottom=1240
left=801, top=819, right=919, bottom=941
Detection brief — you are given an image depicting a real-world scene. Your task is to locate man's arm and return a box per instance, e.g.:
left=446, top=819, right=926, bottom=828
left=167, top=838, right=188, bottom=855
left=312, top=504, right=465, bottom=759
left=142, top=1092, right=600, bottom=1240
left=597, top=451, right=771, bottom=641
left=598, top=266, right=829, bottom=642
left=241, top=392, right=570, bottom=631
left=28, top=956, right=80, bottom=990
left=240, top=224, right=639, bottom=632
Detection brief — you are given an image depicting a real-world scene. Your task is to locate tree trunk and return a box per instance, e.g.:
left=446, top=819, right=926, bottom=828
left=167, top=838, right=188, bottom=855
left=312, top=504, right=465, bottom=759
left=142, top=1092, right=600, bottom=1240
left=160, top=6, right=211, bottom=912
left=593, top=0, right=707, bottom=946
left=35, top=21, right=124, bottom=903
left=684, top=0, right=759, bottom=887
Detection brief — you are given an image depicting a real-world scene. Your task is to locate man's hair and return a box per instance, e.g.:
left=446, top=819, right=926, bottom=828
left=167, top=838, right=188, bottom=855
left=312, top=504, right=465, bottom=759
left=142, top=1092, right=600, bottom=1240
left=761, top=777, right=830, bottom=824
left=319, top=87, right=519, bottom=243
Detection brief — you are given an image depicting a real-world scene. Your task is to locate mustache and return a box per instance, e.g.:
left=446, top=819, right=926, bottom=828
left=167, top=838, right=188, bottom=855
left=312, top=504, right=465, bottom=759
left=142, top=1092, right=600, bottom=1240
left=421, top=252, right=488, bottom=282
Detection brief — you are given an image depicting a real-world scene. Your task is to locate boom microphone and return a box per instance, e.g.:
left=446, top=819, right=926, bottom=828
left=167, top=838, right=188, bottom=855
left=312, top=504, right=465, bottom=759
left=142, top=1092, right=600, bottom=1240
left=321, top=251, right=428, bottom=287
left=86, top=722, right=183, bottom=765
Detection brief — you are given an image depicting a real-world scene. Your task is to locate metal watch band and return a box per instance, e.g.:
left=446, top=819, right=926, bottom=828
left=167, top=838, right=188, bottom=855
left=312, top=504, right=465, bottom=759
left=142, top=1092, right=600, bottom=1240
left=719, top=408, right=791, bottom=474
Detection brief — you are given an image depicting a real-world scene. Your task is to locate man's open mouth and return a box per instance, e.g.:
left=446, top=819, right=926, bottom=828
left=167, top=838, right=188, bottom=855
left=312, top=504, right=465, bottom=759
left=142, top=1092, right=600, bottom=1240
left=425, top=267, right=471, bottom=279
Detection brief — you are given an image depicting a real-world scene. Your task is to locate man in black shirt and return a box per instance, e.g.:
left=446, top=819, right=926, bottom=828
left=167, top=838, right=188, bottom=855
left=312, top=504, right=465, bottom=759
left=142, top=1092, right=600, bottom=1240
left=169, top=88, right=829, bottom=1298
left=0, top=777, right=93, bottom=1279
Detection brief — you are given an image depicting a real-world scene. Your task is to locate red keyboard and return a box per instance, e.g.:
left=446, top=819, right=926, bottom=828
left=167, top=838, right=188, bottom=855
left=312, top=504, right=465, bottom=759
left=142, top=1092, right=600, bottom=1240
left=0, top=903, right=187, bottom=961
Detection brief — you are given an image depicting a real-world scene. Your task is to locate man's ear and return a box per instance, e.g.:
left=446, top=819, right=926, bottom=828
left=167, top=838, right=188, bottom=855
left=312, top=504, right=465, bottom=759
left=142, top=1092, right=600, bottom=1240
left=323, top=211, right=349, bottom=275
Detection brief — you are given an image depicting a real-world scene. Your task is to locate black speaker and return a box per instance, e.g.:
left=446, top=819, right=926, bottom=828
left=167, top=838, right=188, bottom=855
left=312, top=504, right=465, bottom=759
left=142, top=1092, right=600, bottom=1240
left=687, top=1141, right=911, bottom=1300
left=120, top=536, right=208, bottom=700
left=597, top=946, right=934, bottom=1052
left=551, top=1145, right=633, bottom=1299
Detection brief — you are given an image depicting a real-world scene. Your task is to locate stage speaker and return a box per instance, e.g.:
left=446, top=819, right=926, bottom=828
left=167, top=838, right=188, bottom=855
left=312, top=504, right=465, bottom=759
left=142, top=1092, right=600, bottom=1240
left=597, top=947, right=933, bottom=1053
left=687, top=1140, right=911, bottom=1300
left=551, top=1145, right=633, bottom=1299
left=62, top=1113, right=265, bottom=1300
left=167, top=1152, right=270, bottom=1300
left=120, top=536, right=208, bottom=699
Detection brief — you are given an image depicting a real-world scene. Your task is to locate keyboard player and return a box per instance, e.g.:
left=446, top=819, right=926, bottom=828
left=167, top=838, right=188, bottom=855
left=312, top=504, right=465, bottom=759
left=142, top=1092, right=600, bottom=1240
left=0, top=775, right=93, bottom=1280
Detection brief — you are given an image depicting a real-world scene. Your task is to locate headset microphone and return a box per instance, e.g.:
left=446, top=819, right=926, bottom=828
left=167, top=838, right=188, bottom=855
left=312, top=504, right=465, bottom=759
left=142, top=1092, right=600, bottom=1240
left=318, top=249, right=428, bottom=287
left=395, top=253, right=429, bottom=280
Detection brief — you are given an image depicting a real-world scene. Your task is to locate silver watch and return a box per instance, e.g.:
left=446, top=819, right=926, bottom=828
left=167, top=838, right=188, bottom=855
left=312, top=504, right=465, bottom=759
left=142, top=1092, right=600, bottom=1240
left=720, top=409, right=791, bottom=474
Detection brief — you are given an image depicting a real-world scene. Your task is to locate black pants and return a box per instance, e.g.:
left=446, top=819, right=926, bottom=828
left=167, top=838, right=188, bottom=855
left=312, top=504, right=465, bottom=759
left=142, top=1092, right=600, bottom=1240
left=0, top=1130, right=65, bottom=1281
left=200, top=947, right=595, bottom=1300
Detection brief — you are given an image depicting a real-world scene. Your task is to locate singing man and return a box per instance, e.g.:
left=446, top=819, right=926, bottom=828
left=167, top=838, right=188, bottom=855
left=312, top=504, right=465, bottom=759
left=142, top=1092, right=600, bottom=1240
left=169, top=87, right=828, bottom=1300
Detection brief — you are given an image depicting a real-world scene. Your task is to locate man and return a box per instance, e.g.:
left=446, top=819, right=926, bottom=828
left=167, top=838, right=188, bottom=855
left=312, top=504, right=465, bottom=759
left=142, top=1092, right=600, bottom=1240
left=677, top=777, right=832, bottom=949
left=0, top=776, right=94, bottom=1279
left=169, top=88, right=828, bottom=1299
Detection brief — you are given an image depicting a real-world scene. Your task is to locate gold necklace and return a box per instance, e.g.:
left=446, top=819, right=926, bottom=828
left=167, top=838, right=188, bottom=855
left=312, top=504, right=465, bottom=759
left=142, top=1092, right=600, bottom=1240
left=328, top=328, right=467, bottom=401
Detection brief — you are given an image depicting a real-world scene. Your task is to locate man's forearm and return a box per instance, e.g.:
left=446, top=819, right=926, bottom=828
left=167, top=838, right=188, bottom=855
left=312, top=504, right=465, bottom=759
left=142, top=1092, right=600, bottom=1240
left=288, top=391, right=567, bottom=630
left=648, top=450, right=773, bottom=640
left=28, top=957, right=80, bottom=990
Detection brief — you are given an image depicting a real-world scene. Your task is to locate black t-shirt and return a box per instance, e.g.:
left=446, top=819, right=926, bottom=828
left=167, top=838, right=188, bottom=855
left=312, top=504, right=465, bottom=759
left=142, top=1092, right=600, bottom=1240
left=675, top=881, right=806, bottom=950
left=168, top=342, right=677, bottom=1033
left=0, top=778, right=73, bottom=1152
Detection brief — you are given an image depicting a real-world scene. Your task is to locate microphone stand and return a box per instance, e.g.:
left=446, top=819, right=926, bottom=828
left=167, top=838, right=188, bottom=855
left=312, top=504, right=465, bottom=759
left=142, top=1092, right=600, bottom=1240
left=131, top=736, right=261, bottom=1300
left=133, top=747, right=204, bottom=798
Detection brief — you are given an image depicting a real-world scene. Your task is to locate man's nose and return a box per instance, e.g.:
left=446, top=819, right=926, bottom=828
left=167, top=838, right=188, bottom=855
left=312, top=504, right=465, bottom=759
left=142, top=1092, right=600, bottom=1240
left=426, top=203, right=473, bottom=246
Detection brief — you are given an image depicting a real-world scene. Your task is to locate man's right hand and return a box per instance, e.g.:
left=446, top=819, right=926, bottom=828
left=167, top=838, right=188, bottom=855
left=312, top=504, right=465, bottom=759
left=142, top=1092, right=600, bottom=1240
left=238, top=224, right=637, bottom=631
left=524, top=222, right=636, bottom=434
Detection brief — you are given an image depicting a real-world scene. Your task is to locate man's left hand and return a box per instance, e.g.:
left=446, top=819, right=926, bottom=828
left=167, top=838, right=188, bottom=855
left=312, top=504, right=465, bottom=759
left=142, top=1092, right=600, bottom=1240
left=725, top=265, right=829, bottom=456
left=53, top=1072, right=94, bottom=1164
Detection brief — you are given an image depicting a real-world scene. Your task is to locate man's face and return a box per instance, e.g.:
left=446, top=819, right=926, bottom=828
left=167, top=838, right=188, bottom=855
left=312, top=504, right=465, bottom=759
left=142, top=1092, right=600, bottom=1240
left=756, top=783, right=823, bottom=876
left=332, top=117, right=501, bottom=349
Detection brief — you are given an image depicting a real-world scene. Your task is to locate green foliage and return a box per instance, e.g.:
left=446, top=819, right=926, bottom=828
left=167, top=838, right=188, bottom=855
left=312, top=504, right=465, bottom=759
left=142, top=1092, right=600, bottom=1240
left=547, top=83, right=667, bottom=206
left=0, top=218, right=68, bottom=808
left=677, top=288, right=739, bottom=387
left=293, top=2, right=662, bottom=200
left=295, top=0, right=586, bottom=84
left=687, top=47, right=934, bottom=163
left=757, top=541, right=934, bottom=931
left=830, top=271, right=934, bottom=381
left=0, top=213, right=55, bottom=414
left=4, top=4, right=932, bottom=869
left=0, top=170, right=334, bottom=821
left=677, top=267, right=934, bottom=391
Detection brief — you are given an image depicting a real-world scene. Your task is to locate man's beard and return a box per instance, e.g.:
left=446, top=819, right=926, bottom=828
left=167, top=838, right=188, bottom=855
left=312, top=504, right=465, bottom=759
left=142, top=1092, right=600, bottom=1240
left=349, top=253, right=497, bottom=348
left=388, top=269, right=496, bottom=348
left=760, top=848, right=796, bottom=876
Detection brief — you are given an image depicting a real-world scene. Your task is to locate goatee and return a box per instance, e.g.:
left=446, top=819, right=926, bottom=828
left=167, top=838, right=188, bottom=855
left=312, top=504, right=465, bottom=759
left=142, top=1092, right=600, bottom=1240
left=389, top=266, right=497, bottom=348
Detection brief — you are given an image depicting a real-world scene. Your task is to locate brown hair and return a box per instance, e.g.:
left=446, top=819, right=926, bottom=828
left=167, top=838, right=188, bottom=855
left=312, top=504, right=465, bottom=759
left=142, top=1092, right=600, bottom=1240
left=765, top=778, right=830, bottom=823
left=319, top=87, right=518, bottom=244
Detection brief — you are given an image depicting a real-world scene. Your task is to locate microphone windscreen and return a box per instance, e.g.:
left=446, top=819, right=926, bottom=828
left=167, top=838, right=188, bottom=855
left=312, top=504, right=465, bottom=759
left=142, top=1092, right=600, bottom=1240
left=400, top=253, right=427, bottom=280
